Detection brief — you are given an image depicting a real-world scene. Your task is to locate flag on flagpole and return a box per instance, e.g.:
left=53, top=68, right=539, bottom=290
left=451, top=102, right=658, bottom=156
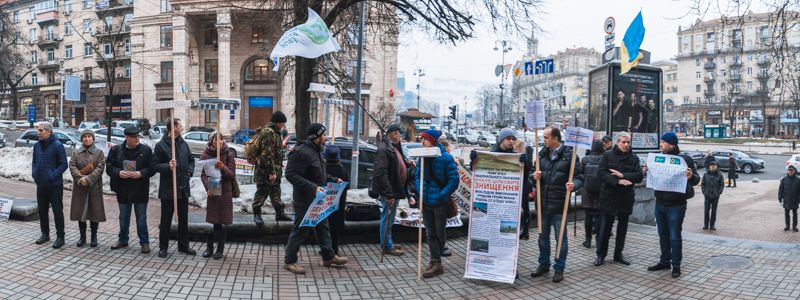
left=620, top=11, right=646, bottom=75
left=270, top=8, right=342, bottom=71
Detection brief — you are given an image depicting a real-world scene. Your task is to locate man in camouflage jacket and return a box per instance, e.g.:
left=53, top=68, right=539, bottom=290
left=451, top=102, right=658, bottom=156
left=253, top=111, right=291, bottom=223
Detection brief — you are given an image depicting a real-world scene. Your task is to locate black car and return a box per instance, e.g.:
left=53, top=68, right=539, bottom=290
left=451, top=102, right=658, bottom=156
left=330, top=141, right=378, bottom=189
left=130, top=118, right=152, bottom=134
left=680, top=150, right=706, bottom=169
left=188, top=126, right=215, bottom=133
left=711, top=150, right=766, bottom=174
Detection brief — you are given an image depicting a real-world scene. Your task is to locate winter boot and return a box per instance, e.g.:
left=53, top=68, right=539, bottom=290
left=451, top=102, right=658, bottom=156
left=275, top=207, right=292, bottom=222
left=253, top=207, right=265, bottom=226
left=89, top=222, right=99, bottom=247
left=202, top=234, right=214, bottom=258
left=213, top=229, right=226, bottom=260
left=422, top=259, right=444, bottom=278
left=77, top=222, right=87, bottom=247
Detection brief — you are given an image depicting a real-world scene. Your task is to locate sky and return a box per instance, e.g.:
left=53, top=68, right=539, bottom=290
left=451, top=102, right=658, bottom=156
left=396, top=0, right=765, bottom=89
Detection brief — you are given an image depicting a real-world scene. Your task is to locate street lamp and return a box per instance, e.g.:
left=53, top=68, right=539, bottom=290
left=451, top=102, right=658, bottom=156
left=494, top=40, right=512, bottom=124
left=413, top=67, right=425, bottom=110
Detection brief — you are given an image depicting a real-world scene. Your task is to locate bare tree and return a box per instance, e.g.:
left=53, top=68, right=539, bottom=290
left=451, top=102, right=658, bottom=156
left=371, top=100, right=396, bottom=130
left=0, top=9, right=36, bottom=122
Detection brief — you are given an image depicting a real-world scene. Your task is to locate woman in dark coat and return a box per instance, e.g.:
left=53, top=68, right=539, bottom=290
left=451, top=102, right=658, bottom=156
left=727, top=153, right=738, bottom=188
left=323, top=144, right=349, bottom=255
left=200, top=133, right=235, bottom=259
left=68, top=129, right=106, bottom=248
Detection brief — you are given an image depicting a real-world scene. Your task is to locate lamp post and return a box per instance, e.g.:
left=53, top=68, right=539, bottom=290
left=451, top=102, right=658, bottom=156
left=413, top=67, right=425, bottom=109
left=494, top=40, right=512, bottom=125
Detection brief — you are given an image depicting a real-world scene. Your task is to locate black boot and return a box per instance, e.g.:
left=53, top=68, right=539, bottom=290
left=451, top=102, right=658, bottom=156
left=213, top=228, right=226, bottom=260
left=253, top=207, right=265, bottom=226
left=77, top=222, right=87, bottom=247
left=89, top=222, right=99, bottom=247
left=275, top=207, right=292, bottom=222
left=202, top=234, right=214, bottom=258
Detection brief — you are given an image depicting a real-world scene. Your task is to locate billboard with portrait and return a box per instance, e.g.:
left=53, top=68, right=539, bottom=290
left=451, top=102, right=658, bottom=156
left=610, top=65, right=661, bottom=150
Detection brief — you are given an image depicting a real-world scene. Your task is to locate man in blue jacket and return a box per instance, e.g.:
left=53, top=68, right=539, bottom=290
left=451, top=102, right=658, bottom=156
left=412, top=129, right=459, bottom=278
left=32, top=122, right=69, bottom=248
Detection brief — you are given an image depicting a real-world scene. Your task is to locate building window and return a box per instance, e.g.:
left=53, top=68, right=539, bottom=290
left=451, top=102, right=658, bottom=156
left=124, top=39, right=131, bottom=55
left=161, top=0, right=172, bottom=12
left=123, top=13, right=133, bottom=32
left=696, top=97, right=701, bottom=103
left=84, top=67, right=92, bottom=79
left=347, top=60, right=366, bottom=81
left=83, top=0, right=92, bottom=9
left=695, top=58, right=700, bottom=66
left=102, top=43, right=113, bottom=58
left=747, top=67, right=752, bottom=75
left=30, top=51, right=37, bottom=64
left=65, top=45, right=73, bottom=58
left=204, top=59, right=218, bottom=83
left=244, top=59, right=272, bottom=81
left=204, top=24, right=217, bottom=46
left=83, top=19, right=92, bottom=33
left=103, top=16, right=112, bottom=32
left=696, top=85, right=701, bottom=92
left=160, top=25, right=173, bottom=48
left=776, top=79, right=782, bottom=88
left=29, top=28, right=36, bottom=42
left=696, top=72, right=701, bottom=79
left=47, top=72, right=55, bottom=84
left=13, top=11, right=19, bottom=23
left=64, top=0, right=72, bottom=13
left=65, top=22, right=73, bottom=35
left=251, top=27, right=266, bottom=44
left=15, top=33, right=21, bottom=44
left=31, top=73, right=38, bottom=85
left=161, top=61, right=173, bottom=83
left=124, top=62, right=131, bottom=78
left=84, top=43, right=92, bottom=56
left=205, top=110, right=218, bottom=124
left=747, top=81, right=753, bottom=90
left=29, top=7, right=34, bottom=20
left=683, top=96, right=689, bottom=104
left=46, top=49, right=55, bottom=63
left=721, top=84, right=726, bottom=92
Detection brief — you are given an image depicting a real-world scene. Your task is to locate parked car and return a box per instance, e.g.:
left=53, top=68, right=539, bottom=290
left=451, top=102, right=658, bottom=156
left=786, top=154, right=800, bottom=170
left=15, top=128, right=80, bottom=155
left=712, top=150, right=766, bottom=174
left=188, top=126, right=215, bottom=133
left=680, top=150, right=706, bottom=169
left=149, top=125, right=168, bottom=139
left=465, top=132, right=480, bottom=145
left=130, top=118, right=152, bottom=134
left=333, top=141, right=379, bottom=189
left=232, top=129, right=256, bottom=145
left=93, top=127, right=127, bottom=143
left=182, top=131, right=244, bottom=158
left=78, top=121, right=101, bottom=130
left=0, top=132, right=6, bottom=148
left=111, top=120, right=137, bottom=130
left=284, top=133, right=297, bottom=151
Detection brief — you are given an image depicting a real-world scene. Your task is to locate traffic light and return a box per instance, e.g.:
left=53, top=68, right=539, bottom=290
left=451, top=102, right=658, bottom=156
left=561, top=95, right=567, bottom=107
left=449, top=105, right=457, bottom=120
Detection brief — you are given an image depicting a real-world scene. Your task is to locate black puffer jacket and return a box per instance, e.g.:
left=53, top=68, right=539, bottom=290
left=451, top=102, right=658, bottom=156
left=370, top=139, right=411, bottom=199
left=285, top=140, right=330, bottom=208
left=701, top=170, right=724, bottom=200
left=536, top=144, right=584, bottom=214
left=653, top=146, right=700, bottom=206
left=580, top=141, right=606, bottom=209
left=153, top=135, right=195, bottom=200
left=779, top=174, right=800, bottom=210
left=597, top=145, right=643, bottom=214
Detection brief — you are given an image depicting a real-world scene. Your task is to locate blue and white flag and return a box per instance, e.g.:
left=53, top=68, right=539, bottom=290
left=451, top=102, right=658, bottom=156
left=270, top=8, right=342, bottom=71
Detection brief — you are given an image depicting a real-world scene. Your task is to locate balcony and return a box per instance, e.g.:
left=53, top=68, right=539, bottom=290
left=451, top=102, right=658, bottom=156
left=95, top=0, right=134, bottom=16
left=729, top=74, right=742, bottom=81
left=731, top=88, right=742, bottom=95
left=757, top=55, right=771, bottom=66
left=704, top=62, right=716, bottom=70
left=703, top=76, right=716, bottom=83
left=37, top=59, right=60, bottom=70
left=95, top=52, right=131, bottom=64
left=704, top=90, right=716, bottom=97
left=94, top=25, right=131, bottom=38
left=36, top=10, right=59, bottom=26
left=730, top=58, right=742, bottom=68
left=36, top=35, right=61, bottom=49
left=756, top=71, right=770, bottom=80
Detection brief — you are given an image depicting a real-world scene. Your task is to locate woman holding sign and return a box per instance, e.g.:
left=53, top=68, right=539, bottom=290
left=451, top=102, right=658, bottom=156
left=200, top=132, right=235, bottom=259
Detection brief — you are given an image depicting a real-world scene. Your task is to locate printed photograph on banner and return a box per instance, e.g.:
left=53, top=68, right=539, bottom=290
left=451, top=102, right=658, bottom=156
left=499, top=221, right=517, bottom=234
left=469, top=239, right=489, bottom=253
left=610, top=65, right=661, bottom=149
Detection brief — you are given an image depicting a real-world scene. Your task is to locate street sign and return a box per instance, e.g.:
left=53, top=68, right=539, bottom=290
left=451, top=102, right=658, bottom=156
left=524, top=61, right=533, bottom=75
left=604, top=17, right=616, bottom=34
left=27, top=105, right=36, bottom=124
left=535, top=59, right=554, bottom=74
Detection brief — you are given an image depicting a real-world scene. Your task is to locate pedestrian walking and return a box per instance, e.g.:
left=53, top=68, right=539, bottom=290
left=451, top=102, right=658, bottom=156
left=107, top=126, right=154, bottom=254
left=153, top=118, right=196, bottom=258
left=580, top=140, right=605, bottom=248
left=371, top=124, right=414, bottom=257
left=283, top=124, right=348, bottom=274
left=701, top=161, right=724, bottom=230
left=644, top=132, right=700, bottom=279
left=594, top=132, right=643, bottom=267
left=68, top=129, right=106, bottom=248
left=251, top=111, right=291, bottom=225
left=413, top=129, right=458, bottom=278
left=323, top=144, right=349, bottom=255
left=32, top=122, right=68, bottom=248
left=779, top=165, right=800, bottom=232
left=200, top=133, right=235, bottom=259
left=727, top=153, right=738, bottom=188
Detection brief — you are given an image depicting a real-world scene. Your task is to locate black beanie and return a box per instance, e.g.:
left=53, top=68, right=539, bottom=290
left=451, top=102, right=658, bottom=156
left=307, top=123, right=327, bottom=140
left=271, top=111, right=287, bottom=123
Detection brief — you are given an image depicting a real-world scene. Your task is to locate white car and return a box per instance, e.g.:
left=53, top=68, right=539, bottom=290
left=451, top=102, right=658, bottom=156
left=78, top=121, right=101, bottom=130
left=787, top=154, right=800, bottom=170
left=182, top=131, right=244, bottom=158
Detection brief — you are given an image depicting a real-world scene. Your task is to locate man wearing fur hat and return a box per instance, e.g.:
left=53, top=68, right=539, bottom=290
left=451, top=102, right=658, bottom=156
left=253, top=111, right=291, bottom=224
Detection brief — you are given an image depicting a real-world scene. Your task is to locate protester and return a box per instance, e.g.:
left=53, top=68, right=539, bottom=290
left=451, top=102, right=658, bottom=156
left=439, top=137, right=459, bottom=255
left=371, top=124, right=414, bottom=257
left=779, top=165, right=800, bottom=232
left=601, top=135, right=613, bottom=151
left=530, top=127, right=583, bottom=283
left=284, top=124, right=348, bottom=274
left=253, top=111, right=291, bottom=225
left=727, top=153, right=738, bottom=188
left=32, top=122, right=68, bottom=248
left=323, top=144, right=349, bottom=255
left=107, top=126, right=154, bottom=254
left=153, top=118, right=196, bottom=258
left=200, top=133, right=235, bottom=259
left=413, top=129, right=458, bottom=278
left=594, top=132, right=643, bottom=267
left=580, top=140, right=605, bottom=248
left=701, top=161, right=724, bottom=230
left=68, top=129, right=106, bottom=248
left=644, top=132, right=699, bottom=278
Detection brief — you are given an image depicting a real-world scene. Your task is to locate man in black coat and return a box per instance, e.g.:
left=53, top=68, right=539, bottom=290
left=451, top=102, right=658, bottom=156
left=779, top=165, right=800, bottom=231
left=594, top=132, right=643, bottom=267
left=530, top=127, right=584, bottom=283
left=284, top=124, right=348, bottom=274
left=107, top=127, right=154, bottom=254
left=644, top=132, right=700, bottom=279
left=323, top=144, right=349, bottom=255
left=152, top=118, right=196, bottom=258
left=371, top=124, right=414, bottom=256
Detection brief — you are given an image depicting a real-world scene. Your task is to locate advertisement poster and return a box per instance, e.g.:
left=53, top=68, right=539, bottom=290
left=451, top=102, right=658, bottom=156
left=464, top=151, right=523, bottom=284
left=0, top=198, right=13, bottom=221
left=299, top=182, right=348, bottom=227
left=645, top=153, right=688, bottom=193
left=610, top=66, right=661, bottom=149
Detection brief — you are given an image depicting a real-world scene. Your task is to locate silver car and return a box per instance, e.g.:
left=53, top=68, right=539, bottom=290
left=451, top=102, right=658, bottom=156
left=15, top=129, right=80, bottom=155
left=182, top=131, right=244, bottom=158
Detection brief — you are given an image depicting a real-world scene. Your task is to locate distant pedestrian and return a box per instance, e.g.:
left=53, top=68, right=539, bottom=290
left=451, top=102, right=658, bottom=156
left=704, top=150, right=716, bottom=168
left=32, top=122, right=68, bottom=249
left=779, top=165, right=800, bottom=232
left=68, top=129, right=106, bottom=248
left=793, top=140, right=797, bottom=152
left=701, top=161, right=724, bottom=230
left=727, top=153, right=738, bottom=188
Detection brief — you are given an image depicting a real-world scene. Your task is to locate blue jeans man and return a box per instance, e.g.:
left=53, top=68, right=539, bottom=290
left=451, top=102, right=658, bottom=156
left=654, top=202, right=686, bottom=269
left=536, top=213, right=568, bottom=273
left=379, top=196, right=403, bottom=255
left=117, top=202, right=149, bottom=247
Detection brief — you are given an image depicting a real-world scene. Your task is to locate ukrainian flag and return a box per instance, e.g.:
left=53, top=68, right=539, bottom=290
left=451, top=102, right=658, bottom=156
left=620, top=11, right=646, bottom=75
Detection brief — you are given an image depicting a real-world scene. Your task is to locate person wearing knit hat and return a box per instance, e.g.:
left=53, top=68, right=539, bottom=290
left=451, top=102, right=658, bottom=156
left=271, top=111, right=287, bottom=124
left=372, top=123, right=415, bottom=257
left=252, top=110, right=292, bottom=224
left=644, top=131, right=699, bottom=278
left=68, top=128, right=106, bottom=249
left=420, top=129, right=441, bottom=145
left=780, top=165, right=800, bottom=232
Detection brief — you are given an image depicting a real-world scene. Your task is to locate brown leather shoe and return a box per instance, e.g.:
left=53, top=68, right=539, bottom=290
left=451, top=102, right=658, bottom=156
left=284, top=263, right=306, bottom=274
left=422, top=259, right=444, bottom=278
left=110, top=243, right=128, bottom=250
left=141, top=245, right=151, bottom=254
left=382, top=247, right=405, bottom=256
left=323, top=255, right=349, bottom=267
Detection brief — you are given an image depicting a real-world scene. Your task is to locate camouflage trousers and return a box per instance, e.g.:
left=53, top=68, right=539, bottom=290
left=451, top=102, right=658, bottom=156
left=253, top=183, right=284, bottom=210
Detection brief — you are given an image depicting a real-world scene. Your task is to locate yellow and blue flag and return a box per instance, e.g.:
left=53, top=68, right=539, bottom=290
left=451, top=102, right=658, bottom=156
left=620, top=11, right=645, bottom=75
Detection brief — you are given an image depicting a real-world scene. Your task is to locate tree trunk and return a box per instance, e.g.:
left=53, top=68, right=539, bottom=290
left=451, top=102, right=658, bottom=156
left=11, top=87, right=18, bottom=121
left=295, top=57, right=315, bottom=140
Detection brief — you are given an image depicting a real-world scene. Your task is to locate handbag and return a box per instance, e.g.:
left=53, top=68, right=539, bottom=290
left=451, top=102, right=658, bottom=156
left=344, top=202, right=381, bottom=221
left=232, top=179, right=241, bottom=198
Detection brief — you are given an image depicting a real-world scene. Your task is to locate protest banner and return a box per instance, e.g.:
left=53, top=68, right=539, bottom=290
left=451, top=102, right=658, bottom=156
left=645, top=153, right=688, bottom=193
left=555, top=127, right=594, bottom=258
left=235, top=159, right=254, bottom=176
left=525, top=100, right=546, bottom=233
left=299, top=182, right=348, bottom=227
left=0, top=198, right=13, bottom=221
left=394, top=209, right=463, bottom=228
left=464, top=151, right=523, bottom=284
left=455, top=165, right=473, bottom=212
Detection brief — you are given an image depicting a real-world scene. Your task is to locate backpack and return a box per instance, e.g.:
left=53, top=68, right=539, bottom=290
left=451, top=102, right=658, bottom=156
left=583, top=155, right=603, bottom=194
left=244, top=126, right=270, bottom=164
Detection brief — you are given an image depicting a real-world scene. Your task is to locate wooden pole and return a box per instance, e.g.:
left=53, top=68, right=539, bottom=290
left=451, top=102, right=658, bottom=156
left=170, top=113, right=178, bottom=223
left=555, top=148, right=577, bottom=258
left=533, top=128, right=542, bottom=234
left=417, top=158, right=425, bottom=280
left=216, top=111, right=222, bottom=160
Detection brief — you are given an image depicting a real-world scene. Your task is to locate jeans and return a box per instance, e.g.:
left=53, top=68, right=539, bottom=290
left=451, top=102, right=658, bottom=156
left=118, top=202, right=149, bottom=246
left=654, top=202, right=686, bottom=268
left=285, top=203, right=335, bottom=264
left=37, top=185, right=65, bottom=238
left=785, top=209, right=798, bottom=228
left=379, top=196, right=398, bottom=251
left=703, top=197, right=719, bottom=228
left=159, top=198, right=189, bottom=251
left=422, top=204, right=448, bottom=261
left=596, top=212, right=629, bottom=259
left=538, top=213, right=568, bottom=271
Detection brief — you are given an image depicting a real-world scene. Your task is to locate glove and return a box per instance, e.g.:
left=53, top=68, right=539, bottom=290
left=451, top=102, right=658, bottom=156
left=470, top=150, right=477, bottom=162
left=519, top=153, right=528, bottom=164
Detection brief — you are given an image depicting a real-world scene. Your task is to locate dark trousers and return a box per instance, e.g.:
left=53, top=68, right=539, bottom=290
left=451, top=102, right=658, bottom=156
left=520, top=196, right=531, bottom=236
left=703, top=197, right=719, bottom=228
left=584, top=208, right=600, bottom=241
left=727, top=174, right=737, bottom=187
left=422, top=204, right=448, bottom=261
left=329, top=189, right=347, bottom=255
left=285, top=203, right=335, bottom=264
left=596, top=212, right=630, bottom=259
left=159, top=198, right=189, bottom=251
left=654, top=202, right=686, bottom=268
left=785, top=209, right=798, bottom=228
left=37, top=185, right=65, bottom=238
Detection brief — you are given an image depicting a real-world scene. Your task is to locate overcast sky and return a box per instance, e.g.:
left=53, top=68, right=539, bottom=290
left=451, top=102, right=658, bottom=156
left=397, top=0, right=766, bottom=87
